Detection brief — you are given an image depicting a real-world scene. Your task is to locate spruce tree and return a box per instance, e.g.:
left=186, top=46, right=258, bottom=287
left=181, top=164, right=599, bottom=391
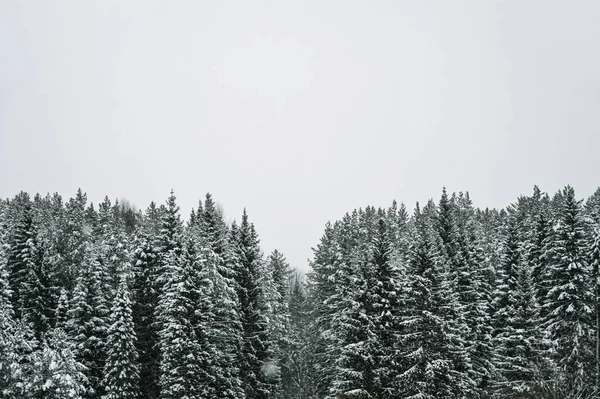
left=131, top=233, right=161, bottom=399
left=0, top=255, right=19, bottom=397
left=435, top=190, right=474, bottom=394
left=157, top=241, right=211, bottom=399
left=62, top=189, right=90, bottom=290
left=6, top=193, right=36, bottom=319
left=265, top=249, right=291, bottom=390
left=542, top=186, right=594, bottom=388
left=196, top=246, right=244, bottom=398
left=233, top=210, right=273, bottom=398
left=67, top=247, right=110, bottom=399
left=455, top=192, right=495, bottom=395
left=306, top=222, right=345, bottom=398
left=55, top=288, right=70, bottom=330
left=102, top=277, right=139, bottom=399
left=27, top=328, right=87, bottom=399
left=399, top=201, right=466, bottom=398
left=282, top=272, right=314, bottom=399
left=492, top=213, right=546, bottom=396
left=589, top=226, right=600, bottom=388
left=330, top=247, right=377, bottom=398
left=198, top=193, right=245, bottom=398
left=366, top=218, right=401, bottom=398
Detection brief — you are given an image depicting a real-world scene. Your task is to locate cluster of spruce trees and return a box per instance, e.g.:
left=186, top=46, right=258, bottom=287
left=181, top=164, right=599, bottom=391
left=0, top=189, right=306, bottom=399
left=2, top=185, right=600, bottom=398
left=307, top=185, right=600, bottom=398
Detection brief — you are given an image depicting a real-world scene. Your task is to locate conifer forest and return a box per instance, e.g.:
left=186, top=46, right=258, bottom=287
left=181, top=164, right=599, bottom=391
left=2, top=185, right=600, bottom=399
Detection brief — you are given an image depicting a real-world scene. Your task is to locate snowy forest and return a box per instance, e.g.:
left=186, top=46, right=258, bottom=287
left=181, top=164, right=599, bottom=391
left=1, top=185, right=600, bottom=399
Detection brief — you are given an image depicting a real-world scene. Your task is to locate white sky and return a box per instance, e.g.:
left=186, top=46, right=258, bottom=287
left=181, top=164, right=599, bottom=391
left=1, top=1, right=599, bottom=271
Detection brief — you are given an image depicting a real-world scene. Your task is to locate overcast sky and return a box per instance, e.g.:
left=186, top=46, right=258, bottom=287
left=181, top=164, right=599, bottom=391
left=1, top=1, right=599, bottom=271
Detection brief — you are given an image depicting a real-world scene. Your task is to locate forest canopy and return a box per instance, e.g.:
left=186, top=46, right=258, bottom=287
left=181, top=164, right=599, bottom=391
left=1, top=185, right=600, bottom=398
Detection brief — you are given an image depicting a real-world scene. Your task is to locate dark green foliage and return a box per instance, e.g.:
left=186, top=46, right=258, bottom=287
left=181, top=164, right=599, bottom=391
left=131, top=235, right=161, bottom=399
left=398, top=201, right=464, bottom=398
left=67, top=247, right=110, bottom=399
left=157, top=241, right=214, bottom=399
left=1, top=186, right=599, bottom=399
left=233, top=211, right=274, bottom=398
left=542, top=186, right=594, bottom=388
left=492, top=213, right=548, bottom=396
left=103, top=277, right=139, bottom=399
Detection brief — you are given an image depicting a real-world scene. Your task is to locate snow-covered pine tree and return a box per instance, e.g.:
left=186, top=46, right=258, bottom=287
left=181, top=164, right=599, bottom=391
left=264, top=249, right=291, bottom=392
left=131, top=229, right=161, bottom=399
left=585, top=187, right=600, bottom=226
left=530, top=196, right=553, bottom=317
left=281, top=271, right=315, bottom=399
left=67, top=246, right=110, bottom=399
left=21, top=234, right=53, bottom=341
left=0, top=251, right=19, bottom=397
left=589, top=226, right=600, bottom=388
left=27, top=328, right=87, bottom=399
left=306, top=222, right=345, bottom=398
left=366, top=218, right=402, bottom=398
left=542, top=186, right=594, bottom=388
left=453, top=192, right=495, bottom=395
left=93, top=197, right=132, bottom=296
left=329, top=244, right=377, bottom=399
left=194, top=245, right=245, bottom=398
left=156, top=240, right=212, bottom=399
left=399, top=201, right=466, bottom=398
left=62, top=189, right=91, bottom=291
left=154, top=191, right=184, bottom=291
left=233, top=210, right=274, bottom=398
left=491, top=210, right=547, bottom=396
left=5, top=192, right=36, bottom=319
left=55, top=287, right=70, bottom=330
left=199, top=193, right=244, bottom=398
left=330, top=209, right=400, bottom=398
left=435, top=189, right=475, bottom=395
left=102, top=276, right=139, bottom=399
left=0, top=318, right=39, bottom=399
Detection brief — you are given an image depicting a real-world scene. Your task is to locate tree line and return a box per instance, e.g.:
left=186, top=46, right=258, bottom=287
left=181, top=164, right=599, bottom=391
left=308, top=185, right=600, bottom=398
left=1, top=185, right=600, bottom=398
left=0, top=190, right=302, bottom=398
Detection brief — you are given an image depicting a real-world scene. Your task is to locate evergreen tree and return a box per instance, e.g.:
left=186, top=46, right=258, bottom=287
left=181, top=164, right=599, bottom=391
left=589, top=226, right=600, bottom=388
left=22, top=236, right=53, bottom=341
left=492, top=213, right=547, bottom=396
left=306, top=222, right=345, bottom=397
left=366, top=218, right=401, bottom=398
left=330, top=246, right=377, bottom=399
left=281, top=272, right=314, bottom=399
left=0, top=319, right=39, bottom=399
left=435, top=190, right=474, bottom=395
left=542, top=186, right=594, bottom=388
left=233, top=210, right=273, bottom=398
left=454, top=192, right=495, bottom=396
left=399, top=201, right=466, bottom=398
left=6, top=193, right=36, bottom=319
left=265, top=249, right=291, bottom=390
left=67, top=247, right=110, bottom=399
left=27, top=328, right=87, bottom=399
left=197, top=246, right=245, bottom=398
left=102, top=277, right=139, bottom=399
left=55, top=288, right=70, bottom=330
left=157, top=241, right=212, bottom=399
left=530, top=198, right=553, bottom=314
left=62, top=189, right=90, bottom=290
left=131, top=233, right=161, bottom=399
left=0, top=254, right=19, bottom=397
left=156, top=190, right=183, bottom=260
left=196, top=193, right=245, bottom=398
